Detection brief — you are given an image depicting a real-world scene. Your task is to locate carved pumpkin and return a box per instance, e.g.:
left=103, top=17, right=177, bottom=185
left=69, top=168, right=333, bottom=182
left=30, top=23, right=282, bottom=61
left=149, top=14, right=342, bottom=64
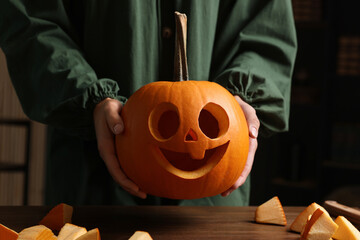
left=115, top=12, right=249, bottom=199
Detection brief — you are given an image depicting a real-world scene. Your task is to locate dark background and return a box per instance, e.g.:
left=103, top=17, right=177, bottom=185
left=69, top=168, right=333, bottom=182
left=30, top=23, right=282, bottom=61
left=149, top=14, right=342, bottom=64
left=250, top=0, right=360, bottom=206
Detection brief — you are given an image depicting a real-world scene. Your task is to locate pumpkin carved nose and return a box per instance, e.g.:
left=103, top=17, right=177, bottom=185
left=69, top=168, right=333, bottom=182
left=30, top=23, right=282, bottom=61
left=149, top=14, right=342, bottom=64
left=185, top=128, right=197, bottom=141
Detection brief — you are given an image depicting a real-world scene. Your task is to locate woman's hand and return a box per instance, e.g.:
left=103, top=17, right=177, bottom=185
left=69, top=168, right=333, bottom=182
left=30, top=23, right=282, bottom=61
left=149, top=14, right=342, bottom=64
left=221, top=95, right=260, bottom=197
left=93, top=98, right=147, bottom=199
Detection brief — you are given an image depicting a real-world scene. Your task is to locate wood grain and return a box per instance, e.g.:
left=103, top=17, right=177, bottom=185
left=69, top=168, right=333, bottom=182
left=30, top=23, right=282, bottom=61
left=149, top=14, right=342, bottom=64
left=0, top=206, right=305, bottom=239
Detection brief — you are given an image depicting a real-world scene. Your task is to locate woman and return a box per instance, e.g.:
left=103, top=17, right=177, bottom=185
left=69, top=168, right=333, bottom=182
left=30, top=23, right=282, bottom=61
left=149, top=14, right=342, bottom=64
left=0, top=0, right=297, bottom=206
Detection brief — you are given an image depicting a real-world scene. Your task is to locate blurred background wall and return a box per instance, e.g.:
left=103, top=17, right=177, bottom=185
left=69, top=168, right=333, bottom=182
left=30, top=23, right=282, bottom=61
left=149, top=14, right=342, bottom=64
left=1, top=0, right=360, bottom=206
left=251, top=0, right=360, bottom=206
left=0, top=49, right=47, bottom=205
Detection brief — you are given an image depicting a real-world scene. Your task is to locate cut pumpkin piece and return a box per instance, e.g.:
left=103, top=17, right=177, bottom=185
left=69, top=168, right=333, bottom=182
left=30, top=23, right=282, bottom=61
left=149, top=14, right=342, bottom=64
left=58, top=223, right=87, bottom=240
left=17, top=225, right=57, bottom=240
left=129, top=231, right=153, bottom=240
left=290, top=202, right=328, bottom=233
left=300, top=208, right=338, bottom=240
left=75, top=228, right=101, bottom=240
left=332, top=215, right=360, bottom=240
left=39, top=203, right=73, bottom=231
left=0, top=223, right=18, bottom=240
left=255, top=196, right=287, bottom=226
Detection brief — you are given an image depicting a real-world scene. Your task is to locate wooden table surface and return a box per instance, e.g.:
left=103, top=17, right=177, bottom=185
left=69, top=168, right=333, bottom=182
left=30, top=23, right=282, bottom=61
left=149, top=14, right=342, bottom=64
left=0, top=206, right=305, bottom=239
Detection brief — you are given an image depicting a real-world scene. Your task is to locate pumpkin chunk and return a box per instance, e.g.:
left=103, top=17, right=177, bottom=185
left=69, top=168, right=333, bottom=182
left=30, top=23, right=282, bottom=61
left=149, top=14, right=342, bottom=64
left=0, top=223, right=18, bottom=240
left=17, top=225, right=57, bottom=240
left=300, top=208, right=338, bottom=240
left=332, top=215, right=360, bottom=240
left=39, top=203, right=73, bottom=231
left=128, top=231, right=153, bottom=240
left=75, top=228, right=101, bottom=240
left=255, top=196, right=287, bottom=226
left=290, top=202, right=327, bottom=233
left=58, top=223, right=87, bottom=240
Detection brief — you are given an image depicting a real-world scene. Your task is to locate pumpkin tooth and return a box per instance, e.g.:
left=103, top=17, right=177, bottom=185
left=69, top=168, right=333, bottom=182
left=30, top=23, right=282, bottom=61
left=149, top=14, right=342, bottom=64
left=160, top=142, right=228, bottom=172
left=188, top=148, right=206, bottom=160
left=160, top=148, right=211, bottom=171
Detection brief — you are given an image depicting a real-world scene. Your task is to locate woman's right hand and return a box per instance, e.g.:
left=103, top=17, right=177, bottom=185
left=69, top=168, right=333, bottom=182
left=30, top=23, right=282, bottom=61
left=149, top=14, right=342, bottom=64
left=93, top=98, right=147, bottom=199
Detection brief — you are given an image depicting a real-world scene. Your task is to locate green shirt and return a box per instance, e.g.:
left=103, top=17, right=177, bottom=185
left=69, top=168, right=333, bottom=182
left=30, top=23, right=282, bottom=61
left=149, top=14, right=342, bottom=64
left=0, top=0, right=297, bottom=205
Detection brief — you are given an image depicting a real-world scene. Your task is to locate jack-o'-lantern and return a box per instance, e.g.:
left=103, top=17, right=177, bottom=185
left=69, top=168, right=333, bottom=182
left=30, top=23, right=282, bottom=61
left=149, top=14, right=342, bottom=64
left=115, top=12, right=249, bottom=199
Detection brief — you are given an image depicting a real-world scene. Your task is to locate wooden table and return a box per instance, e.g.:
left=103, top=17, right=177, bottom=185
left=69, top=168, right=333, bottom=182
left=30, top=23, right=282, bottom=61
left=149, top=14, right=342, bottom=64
left=0, top=206, right=305, bottom=239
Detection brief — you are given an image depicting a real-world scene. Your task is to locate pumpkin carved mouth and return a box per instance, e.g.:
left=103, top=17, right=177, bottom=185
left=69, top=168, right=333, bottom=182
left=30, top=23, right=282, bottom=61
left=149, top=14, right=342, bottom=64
left=159, top=141, right=230, bottom=172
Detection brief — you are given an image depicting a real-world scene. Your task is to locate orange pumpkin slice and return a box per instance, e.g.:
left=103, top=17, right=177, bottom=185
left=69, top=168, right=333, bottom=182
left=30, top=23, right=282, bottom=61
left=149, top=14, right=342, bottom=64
left=39, top=203, right=73, bottom=231
left=255, top=196, right=287, bottom=226
left=300, top=208, right=338, bottom=240
left=129, top=231, right=153, bottom=240
left=17, top=225, right=57, bottom=240
left=333, top=215, right=360, bottom=240
left=0, top=223, right=18, bottom=240
left=58, top=223, right=87, bottom=240
left=290, top=202, right=327, bottom=233
left=75, top=228, right=101, bottom=240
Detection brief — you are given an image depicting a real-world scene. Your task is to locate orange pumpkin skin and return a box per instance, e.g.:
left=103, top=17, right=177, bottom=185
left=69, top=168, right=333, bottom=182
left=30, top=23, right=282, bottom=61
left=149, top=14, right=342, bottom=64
left=115, top=81, right=249, bottom=199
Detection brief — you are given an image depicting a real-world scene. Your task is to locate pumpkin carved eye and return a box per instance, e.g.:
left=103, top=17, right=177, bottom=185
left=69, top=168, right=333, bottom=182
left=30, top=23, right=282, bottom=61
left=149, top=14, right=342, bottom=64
left=149, top=102, right=179, bottom=140
left=158, top=110, right=179, bottom=139
left=199, top=109, right=219, bottom=139
left=199, top=103, right=229, bottom=139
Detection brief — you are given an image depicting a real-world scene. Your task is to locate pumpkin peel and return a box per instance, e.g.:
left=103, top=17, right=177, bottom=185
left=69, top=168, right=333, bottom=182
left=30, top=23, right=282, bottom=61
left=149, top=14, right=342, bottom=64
left=74, top=228, right=101, bottom=240
left=255, top=196, right=287, bottom=226
left=290, top=202, right=327, bottom=233
left=57, top=223, right=87, bottom=240
left=129, top=231, right=153, bottom=240
left=300, top=208, right=338, bottom=240
left=333, top=215, right=360, bottom=240
left=0, top=223, right=18, bottom=240
left=17, top=225, right=57, bottom=240
left=39, top=203, right=73, bottom=231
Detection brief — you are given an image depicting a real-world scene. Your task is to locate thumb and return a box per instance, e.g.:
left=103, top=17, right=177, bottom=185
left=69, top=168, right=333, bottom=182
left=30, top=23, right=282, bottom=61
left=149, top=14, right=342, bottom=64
left=102, top=98, right=125, bottom=135
left=249, top=121, right=259, bottom=139
left=234, top=95, right=260, bottom=138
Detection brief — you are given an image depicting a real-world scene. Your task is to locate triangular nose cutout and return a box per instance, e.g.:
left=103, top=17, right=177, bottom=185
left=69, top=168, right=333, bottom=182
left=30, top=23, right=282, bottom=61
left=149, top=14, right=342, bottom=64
left=185, top=129, right=198, bottom=141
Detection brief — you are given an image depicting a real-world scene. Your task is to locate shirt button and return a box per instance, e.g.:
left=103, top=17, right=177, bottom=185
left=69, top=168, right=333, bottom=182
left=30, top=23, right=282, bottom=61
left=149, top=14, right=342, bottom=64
left=162, top=27, right=172, bottom=39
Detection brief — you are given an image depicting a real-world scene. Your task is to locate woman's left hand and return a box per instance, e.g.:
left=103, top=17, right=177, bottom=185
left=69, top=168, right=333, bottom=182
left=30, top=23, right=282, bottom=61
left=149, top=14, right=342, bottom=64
left=221, top=95, right=260, bottom=197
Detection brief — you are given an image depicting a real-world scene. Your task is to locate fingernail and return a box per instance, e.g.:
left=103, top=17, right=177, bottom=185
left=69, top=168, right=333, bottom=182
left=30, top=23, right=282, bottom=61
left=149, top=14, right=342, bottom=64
left=113, top=123, right=124, bottom=134
left=251, top=127, right=258, bottom=138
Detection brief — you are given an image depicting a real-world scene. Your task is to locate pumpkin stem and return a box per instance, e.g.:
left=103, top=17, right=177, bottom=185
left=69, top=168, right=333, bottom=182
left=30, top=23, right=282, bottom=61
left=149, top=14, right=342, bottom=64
left=174, top=11, right=189, bottom=81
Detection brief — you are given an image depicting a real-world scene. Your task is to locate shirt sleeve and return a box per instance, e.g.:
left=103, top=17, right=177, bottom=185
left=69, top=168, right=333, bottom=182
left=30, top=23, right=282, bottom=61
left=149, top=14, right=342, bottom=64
left=0, top=0, right=126, bottom=139
left=211, top=0, right=297, bottom=137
